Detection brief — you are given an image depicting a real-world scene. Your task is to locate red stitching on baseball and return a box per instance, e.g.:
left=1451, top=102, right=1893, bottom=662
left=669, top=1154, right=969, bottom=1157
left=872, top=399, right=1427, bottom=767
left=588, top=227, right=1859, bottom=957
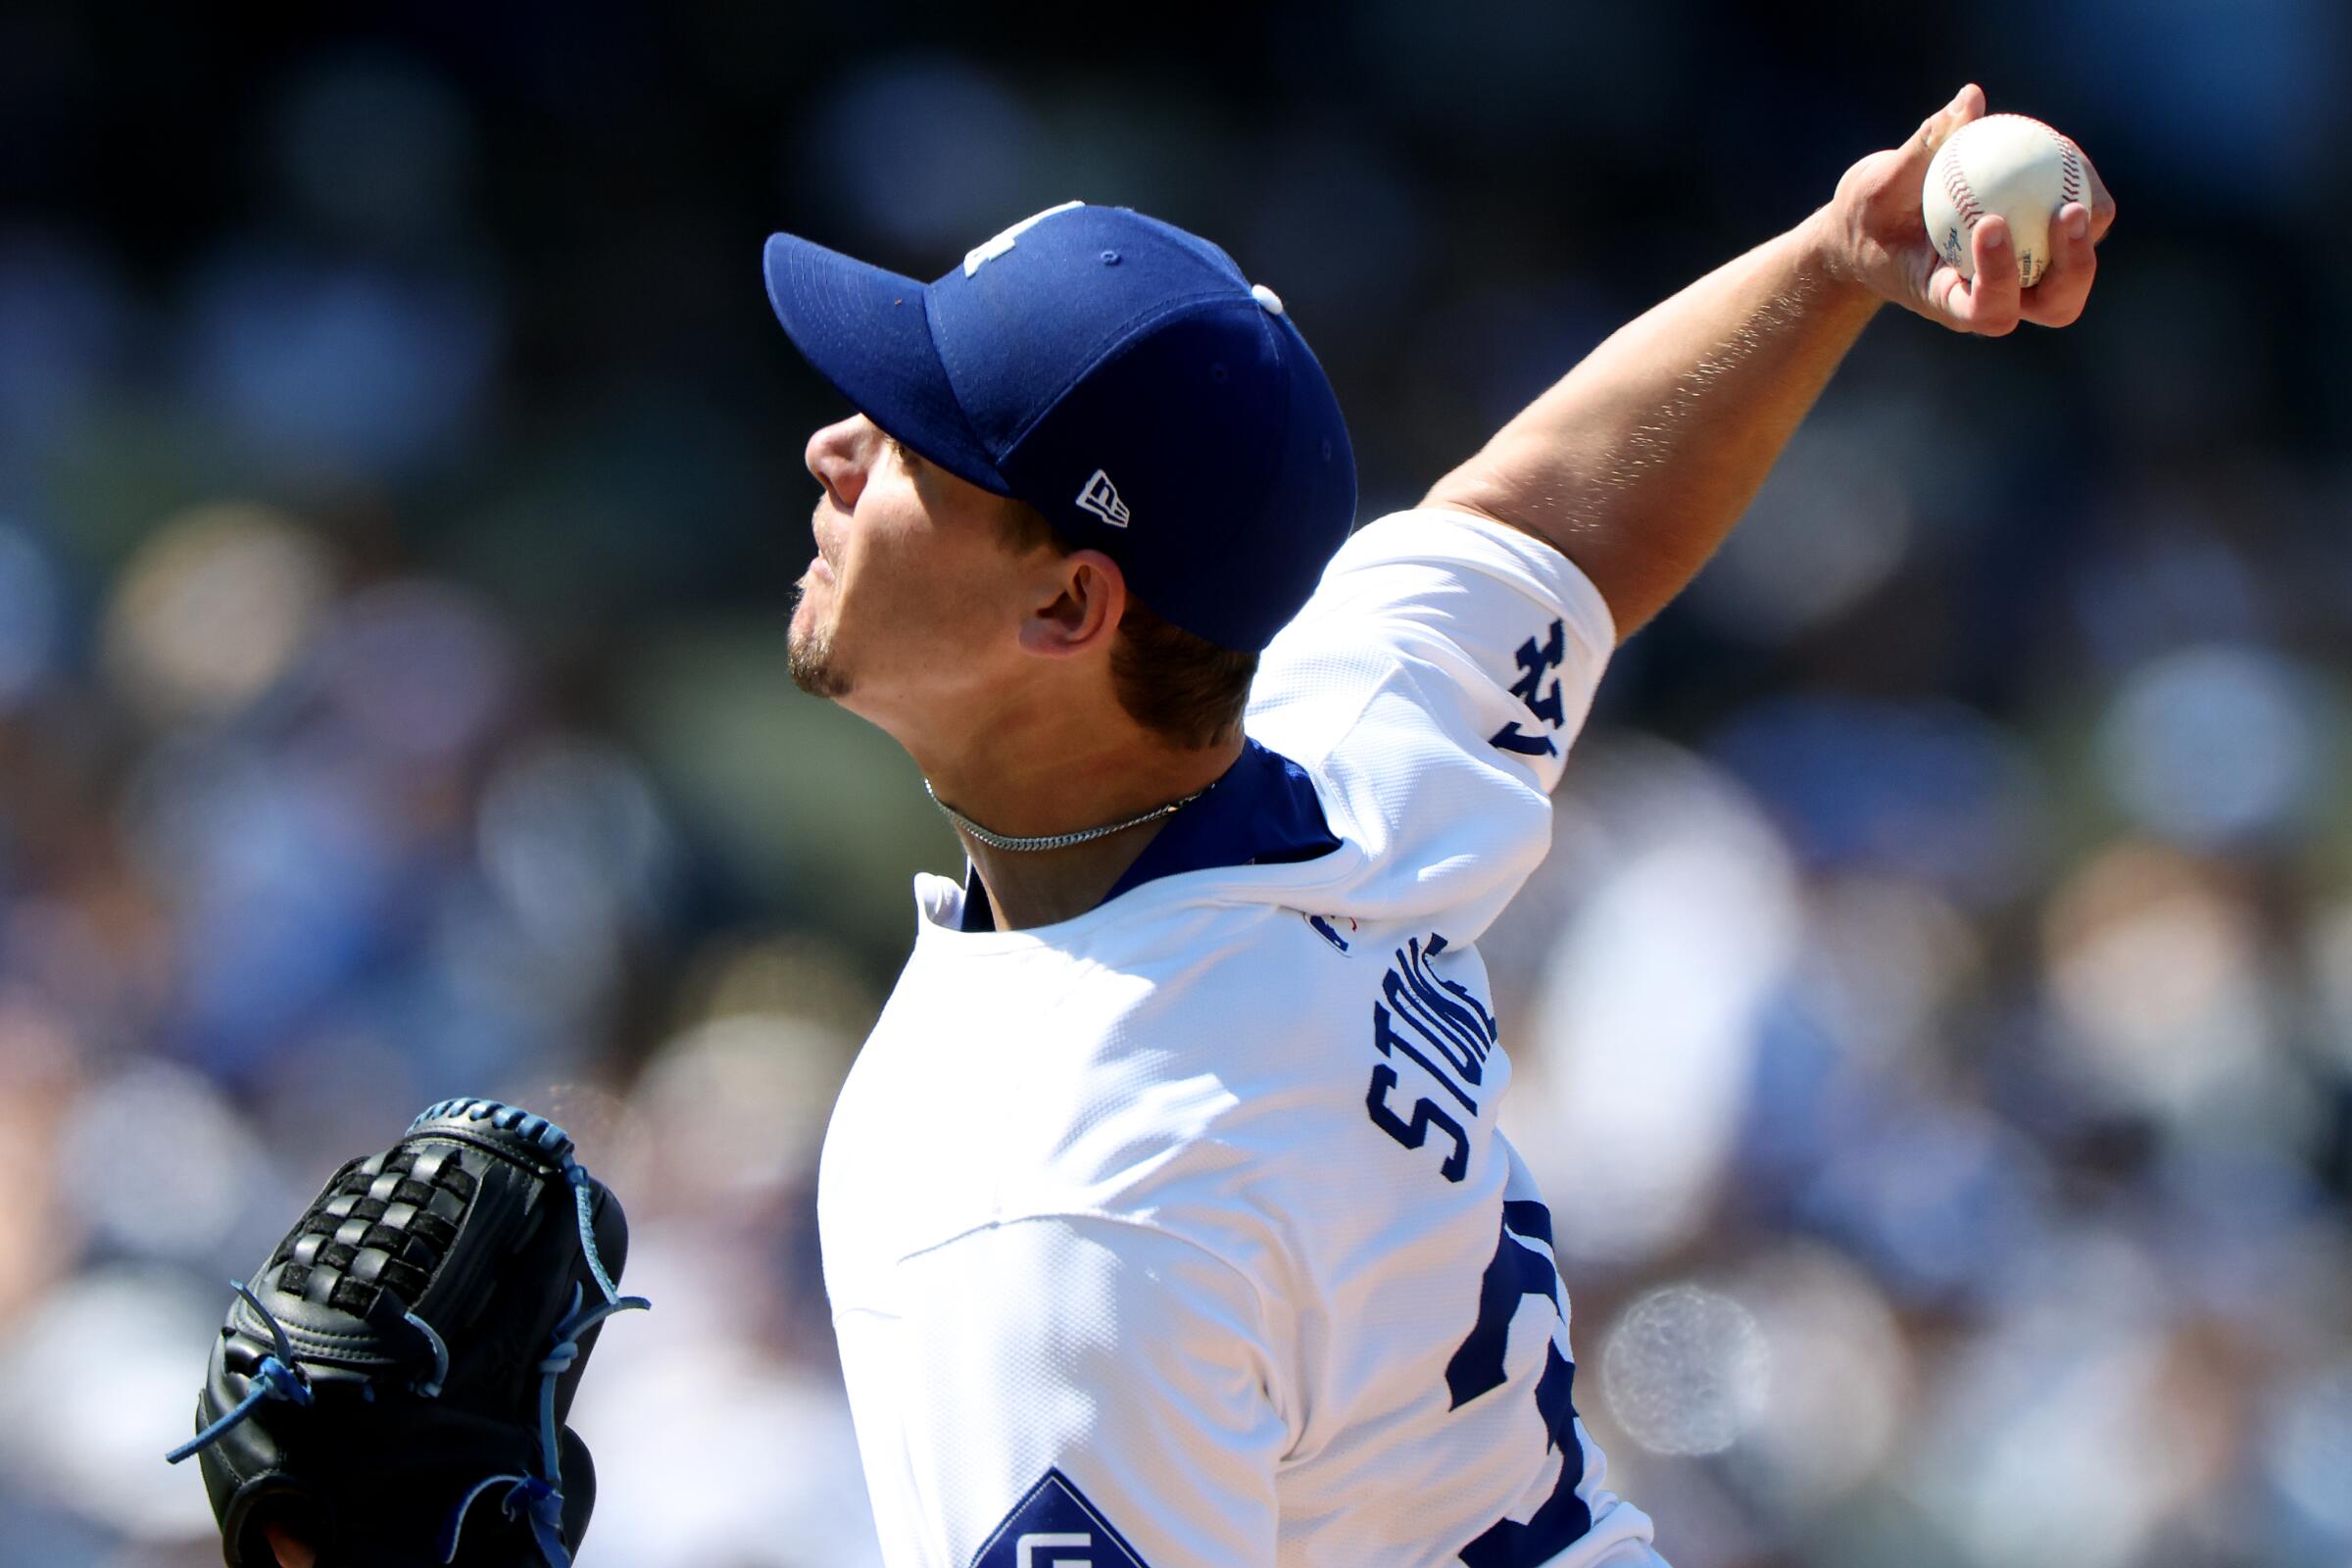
left=1944, top=116, right=2086, bottom=247
left=1942, top=158, right=1984, bottom=223
left=2016, top=115, right=2088, bottom=208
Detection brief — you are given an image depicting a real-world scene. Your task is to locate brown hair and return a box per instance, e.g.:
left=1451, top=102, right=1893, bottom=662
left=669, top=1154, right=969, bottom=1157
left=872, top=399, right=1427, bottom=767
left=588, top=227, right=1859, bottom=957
left=995, top=498, right=1257, bottom=751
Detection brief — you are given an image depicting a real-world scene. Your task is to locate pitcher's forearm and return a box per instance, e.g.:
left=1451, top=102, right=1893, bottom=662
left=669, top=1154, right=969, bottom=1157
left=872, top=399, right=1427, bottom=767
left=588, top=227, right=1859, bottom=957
left=1424, top=209, right=1881, bottom=638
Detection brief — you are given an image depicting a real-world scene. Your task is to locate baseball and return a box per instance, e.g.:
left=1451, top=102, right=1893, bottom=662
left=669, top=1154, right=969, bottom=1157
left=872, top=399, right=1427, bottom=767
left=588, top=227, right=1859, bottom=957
left=1921, top=113, right=2088, bottom=288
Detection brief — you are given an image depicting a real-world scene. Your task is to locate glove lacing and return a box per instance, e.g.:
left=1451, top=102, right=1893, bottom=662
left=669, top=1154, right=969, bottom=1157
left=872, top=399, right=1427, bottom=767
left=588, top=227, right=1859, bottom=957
left=433, top=1161, right=650, bottom=1568
left=165, top=1280, right=315, bottom=1465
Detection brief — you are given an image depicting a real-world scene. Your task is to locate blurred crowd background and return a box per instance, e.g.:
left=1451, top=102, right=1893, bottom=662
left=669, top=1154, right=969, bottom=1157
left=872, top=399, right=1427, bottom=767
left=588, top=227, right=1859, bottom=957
left=0, top=3, right=2346, bottom=1566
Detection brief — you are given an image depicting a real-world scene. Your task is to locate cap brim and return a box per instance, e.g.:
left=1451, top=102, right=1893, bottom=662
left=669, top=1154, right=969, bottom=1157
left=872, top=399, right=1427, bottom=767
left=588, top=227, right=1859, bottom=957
left=761, top=233, right=1011, bottom=495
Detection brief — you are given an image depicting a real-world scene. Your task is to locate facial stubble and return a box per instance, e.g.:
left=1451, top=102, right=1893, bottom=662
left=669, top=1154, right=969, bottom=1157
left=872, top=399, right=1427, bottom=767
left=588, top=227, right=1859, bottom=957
left=785, top=578, right=852, bottom=699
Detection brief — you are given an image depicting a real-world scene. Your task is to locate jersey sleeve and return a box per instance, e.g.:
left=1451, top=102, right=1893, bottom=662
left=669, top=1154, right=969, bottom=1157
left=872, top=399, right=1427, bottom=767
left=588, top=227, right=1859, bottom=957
left=1252, top=507, right=1614, bottom=792
left=1244, top=508, right=1615, bottom=935
left=834, top=1215, right=1288, bottom=1568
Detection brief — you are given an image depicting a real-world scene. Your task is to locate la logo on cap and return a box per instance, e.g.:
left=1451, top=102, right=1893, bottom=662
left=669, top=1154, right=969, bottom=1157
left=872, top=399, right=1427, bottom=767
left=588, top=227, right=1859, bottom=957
left=1075, top=468, right=1131, bottom=528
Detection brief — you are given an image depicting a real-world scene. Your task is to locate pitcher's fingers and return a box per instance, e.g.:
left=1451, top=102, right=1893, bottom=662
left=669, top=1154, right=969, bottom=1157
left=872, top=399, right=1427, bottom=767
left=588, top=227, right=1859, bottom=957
left=1933, top=215, right=2022, bottom=336
left=2084, top=156, right=2118, bottom=242
left=2023, top=203, right=2097, bottom=327
left=263, top=1523, right=317, bottom=1568
left=2058, top=138, right=2118, bottom=242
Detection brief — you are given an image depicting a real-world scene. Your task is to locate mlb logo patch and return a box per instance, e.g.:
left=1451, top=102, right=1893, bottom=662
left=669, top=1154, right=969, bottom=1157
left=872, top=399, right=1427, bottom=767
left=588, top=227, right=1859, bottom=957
left=971, top=1468, right=1152, bottom=1568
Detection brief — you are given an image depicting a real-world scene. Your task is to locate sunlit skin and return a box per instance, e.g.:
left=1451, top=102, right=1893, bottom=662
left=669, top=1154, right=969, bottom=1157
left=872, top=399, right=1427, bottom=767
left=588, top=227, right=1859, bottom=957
left=1425, top=85, right=2115, bottom=637
left=789, top=412, right=1243, bottom=929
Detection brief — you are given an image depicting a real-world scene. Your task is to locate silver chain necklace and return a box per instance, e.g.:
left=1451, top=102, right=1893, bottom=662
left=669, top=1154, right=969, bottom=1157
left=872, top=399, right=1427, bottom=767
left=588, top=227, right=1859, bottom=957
left=922, top=779, right=1209, bottom=853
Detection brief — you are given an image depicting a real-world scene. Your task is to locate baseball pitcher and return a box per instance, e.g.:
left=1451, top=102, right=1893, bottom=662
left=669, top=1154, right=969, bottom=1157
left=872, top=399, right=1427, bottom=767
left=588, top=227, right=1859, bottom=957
left=760, top=83, right=2106, bottom=1568
left=228, top=84, right=2108, bottom=1568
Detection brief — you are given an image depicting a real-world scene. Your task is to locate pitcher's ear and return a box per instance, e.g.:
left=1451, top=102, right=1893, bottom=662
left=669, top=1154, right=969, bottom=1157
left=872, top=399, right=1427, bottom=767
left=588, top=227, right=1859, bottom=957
left=1020, top=549, right=1126, bottom=660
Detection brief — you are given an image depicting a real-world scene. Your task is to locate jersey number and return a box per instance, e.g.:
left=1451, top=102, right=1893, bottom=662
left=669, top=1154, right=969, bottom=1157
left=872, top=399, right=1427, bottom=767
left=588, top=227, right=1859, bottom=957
left=1448, top=1200, right=1592, bottom=1566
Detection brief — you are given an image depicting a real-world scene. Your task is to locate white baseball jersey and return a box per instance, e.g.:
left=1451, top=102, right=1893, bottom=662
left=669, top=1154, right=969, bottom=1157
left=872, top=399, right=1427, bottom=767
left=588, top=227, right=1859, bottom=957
left=817, top=508, right=1660, bottom=1567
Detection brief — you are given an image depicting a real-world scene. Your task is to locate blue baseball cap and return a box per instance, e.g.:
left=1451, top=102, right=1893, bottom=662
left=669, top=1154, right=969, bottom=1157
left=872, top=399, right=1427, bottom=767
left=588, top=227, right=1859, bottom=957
left=761, top=201, right=1356, bottom=652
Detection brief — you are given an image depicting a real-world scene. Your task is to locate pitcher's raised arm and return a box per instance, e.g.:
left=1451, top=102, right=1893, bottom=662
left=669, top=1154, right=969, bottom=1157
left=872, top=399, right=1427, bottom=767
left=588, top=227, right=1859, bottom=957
left=1423, top=84, right=2111, bottom=638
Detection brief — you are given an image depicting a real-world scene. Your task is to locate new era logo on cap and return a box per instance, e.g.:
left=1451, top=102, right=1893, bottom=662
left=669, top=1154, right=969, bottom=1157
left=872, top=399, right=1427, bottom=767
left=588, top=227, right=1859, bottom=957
left=1075, top=468, right=1131, bottom=528
left=973, top=1468, right=1152, bottom=1568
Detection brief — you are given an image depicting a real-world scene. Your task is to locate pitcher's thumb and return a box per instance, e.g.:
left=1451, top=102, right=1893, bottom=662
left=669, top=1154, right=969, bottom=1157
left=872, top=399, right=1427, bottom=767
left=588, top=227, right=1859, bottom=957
left=1911, top=83, right=1986, bottom=167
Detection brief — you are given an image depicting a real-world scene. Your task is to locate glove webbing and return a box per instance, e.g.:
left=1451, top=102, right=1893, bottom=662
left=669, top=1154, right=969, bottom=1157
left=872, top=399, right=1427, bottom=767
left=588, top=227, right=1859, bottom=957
left=270, top=1149, right=475, bottom=1319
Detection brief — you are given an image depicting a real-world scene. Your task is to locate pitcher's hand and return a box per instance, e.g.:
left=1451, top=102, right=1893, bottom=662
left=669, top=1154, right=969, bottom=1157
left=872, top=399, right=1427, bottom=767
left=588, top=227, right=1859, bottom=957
left=1813, top=83, right=2115, bottom=335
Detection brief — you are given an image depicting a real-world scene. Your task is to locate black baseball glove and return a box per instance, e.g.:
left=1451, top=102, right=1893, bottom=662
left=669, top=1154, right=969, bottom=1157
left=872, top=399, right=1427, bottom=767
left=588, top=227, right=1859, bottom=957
left=169, top=1098, right=651, bottom=1567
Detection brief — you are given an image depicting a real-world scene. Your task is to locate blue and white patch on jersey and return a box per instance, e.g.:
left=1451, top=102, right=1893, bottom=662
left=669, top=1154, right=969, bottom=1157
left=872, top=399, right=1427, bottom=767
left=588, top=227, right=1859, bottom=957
left=971, top=1467, right=1152, bottom=1568
left=1490, top=616, right=1568, bottom=758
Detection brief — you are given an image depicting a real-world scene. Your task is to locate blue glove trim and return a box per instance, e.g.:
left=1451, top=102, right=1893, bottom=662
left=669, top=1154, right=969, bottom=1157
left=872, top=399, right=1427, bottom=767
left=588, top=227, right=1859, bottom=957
left=438, top=1471, right=570, bottom=1568
left=403, top=1308, right=452, bottom=1398
left=431, top=1274, right=649, bottom=1567
left=165, top=1281, right=315, bottom=1464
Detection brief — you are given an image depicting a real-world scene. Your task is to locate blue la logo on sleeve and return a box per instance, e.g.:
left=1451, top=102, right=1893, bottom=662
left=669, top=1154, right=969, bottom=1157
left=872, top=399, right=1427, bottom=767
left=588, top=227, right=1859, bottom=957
left=971, top=1468, right=1152, bottom=1568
